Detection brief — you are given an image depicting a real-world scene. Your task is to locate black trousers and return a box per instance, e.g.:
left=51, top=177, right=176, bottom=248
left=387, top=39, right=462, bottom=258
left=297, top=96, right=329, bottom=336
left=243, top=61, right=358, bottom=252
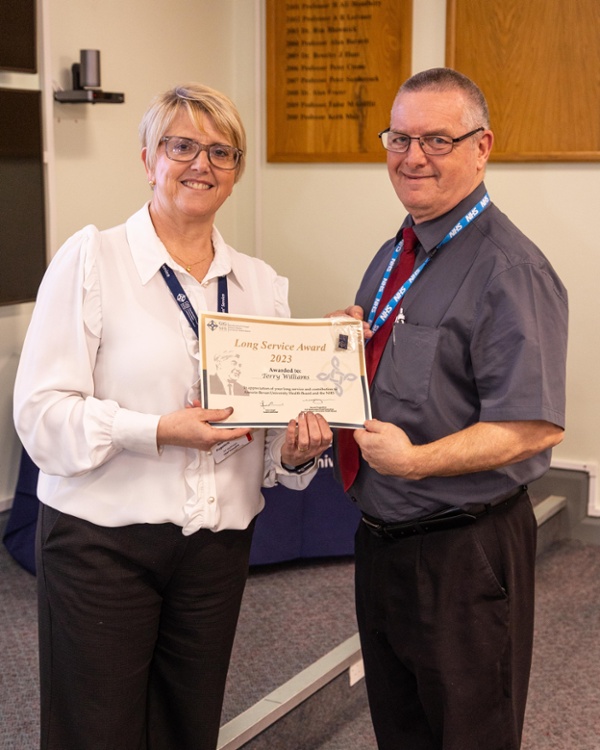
left=36, top=504, right=254, bottom=750
left=355, top=493, right=537, bottom=750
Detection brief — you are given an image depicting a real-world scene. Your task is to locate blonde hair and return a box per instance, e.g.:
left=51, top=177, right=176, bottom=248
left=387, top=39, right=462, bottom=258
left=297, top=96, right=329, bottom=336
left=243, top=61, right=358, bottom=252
left=139, top=83, right=246, bottom=182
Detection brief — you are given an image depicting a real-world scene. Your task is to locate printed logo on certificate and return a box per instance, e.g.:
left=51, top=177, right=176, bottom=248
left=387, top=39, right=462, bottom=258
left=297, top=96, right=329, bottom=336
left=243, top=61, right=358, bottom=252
left=199, top=313, right=371, bottom=428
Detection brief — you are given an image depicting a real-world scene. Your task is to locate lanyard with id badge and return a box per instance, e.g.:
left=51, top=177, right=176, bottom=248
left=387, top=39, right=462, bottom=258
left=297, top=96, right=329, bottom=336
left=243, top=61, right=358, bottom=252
left=366, top=192, right=491, bottom=340
left=160, top=265, right=254, bottom=463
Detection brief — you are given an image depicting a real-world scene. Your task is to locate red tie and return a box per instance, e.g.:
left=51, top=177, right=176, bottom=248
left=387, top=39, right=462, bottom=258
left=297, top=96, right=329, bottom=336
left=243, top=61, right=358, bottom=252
left=337, top=226, right=418, bottom=492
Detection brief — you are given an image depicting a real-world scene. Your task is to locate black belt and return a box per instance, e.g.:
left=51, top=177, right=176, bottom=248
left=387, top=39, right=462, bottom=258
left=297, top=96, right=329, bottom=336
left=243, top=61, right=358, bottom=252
left=361, top=486, right=527, bottom=540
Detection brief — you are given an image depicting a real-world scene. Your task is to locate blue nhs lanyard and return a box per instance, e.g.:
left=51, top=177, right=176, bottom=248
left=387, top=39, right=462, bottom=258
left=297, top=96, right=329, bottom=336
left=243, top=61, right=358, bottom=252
left=160, top=265, right=228, bottom=336
left=367, top=193, right=491, bottom=336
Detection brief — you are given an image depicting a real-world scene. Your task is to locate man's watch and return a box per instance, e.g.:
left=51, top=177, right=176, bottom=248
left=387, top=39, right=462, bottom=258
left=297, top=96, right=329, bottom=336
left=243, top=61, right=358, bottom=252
left=281, top=457, right=316, bottom=474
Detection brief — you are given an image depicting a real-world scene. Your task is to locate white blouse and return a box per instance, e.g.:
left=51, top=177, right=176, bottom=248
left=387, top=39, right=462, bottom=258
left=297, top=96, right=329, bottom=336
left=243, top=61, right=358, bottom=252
left=14, top=204, right=316, bottom=534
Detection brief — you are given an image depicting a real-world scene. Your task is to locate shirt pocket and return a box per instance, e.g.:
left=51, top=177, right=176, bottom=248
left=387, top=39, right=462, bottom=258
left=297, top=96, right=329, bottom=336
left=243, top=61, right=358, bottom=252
left=374, top=323, right=440, bottom=406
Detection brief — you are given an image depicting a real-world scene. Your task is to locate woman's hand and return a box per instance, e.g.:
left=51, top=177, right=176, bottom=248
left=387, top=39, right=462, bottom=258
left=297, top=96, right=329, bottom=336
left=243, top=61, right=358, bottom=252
left=157, top=406, right=250, bottom=452
left=325, top=305, right=373, bottom=341
left=281, top=412, right=333, bottom=468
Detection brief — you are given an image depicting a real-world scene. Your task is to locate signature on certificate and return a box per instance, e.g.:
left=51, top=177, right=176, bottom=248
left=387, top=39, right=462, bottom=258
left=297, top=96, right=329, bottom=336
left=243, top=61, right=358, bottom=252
left=260, top=400, right=284, bottom=413
left=317, top=356, right=358, bottom=396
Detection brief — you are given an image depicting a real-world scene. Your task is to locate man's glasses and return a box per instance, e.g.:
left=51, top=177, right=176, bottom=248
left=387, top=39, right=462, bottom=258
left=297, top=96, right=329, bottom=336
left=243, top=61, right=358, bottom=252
left=378, top=127, right=484, bottom=156
left=160, top=136, right=243, bottom=170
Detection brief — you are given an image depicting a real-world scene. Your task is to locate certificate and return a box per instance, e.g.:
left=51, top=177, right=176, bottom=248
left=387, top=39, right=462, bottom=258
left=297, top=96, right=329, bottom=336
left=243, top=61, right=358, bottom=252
left=198, top=312, right=371, bottom=428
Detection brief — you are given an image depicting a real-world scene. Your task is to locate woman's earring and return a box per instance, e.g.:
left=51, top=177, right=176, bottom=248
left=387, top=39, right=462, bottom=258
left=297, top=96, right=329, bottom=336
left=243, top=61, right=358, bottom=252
left=148, top=180, right=156, bottom=188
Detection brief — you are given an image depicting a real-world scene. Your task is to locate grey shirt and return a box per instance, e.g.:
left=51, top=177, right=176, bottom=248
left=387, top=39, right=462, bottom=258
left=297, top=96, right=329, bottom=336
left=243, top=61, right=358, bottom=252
left=349, top=183, right=568, bottom=523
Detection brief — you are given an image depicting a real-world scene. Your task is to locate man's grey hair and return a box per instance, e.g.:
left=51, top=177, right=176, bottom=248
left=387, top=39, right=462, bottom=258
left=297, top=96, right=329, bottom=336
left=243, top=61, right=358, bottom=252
left=397, top=67, right=490, bottom=130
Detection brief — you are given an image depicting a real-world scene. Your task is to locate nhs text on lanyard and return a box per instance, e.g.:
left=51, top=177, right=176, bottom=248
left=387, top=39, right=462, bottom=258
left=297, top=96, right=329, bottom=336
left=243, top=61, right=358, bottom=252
left=159, top=266, right=253, bottom=461
left=159, top=265, right=229, bottom=335
left=367, top=193, right=490, bottom=338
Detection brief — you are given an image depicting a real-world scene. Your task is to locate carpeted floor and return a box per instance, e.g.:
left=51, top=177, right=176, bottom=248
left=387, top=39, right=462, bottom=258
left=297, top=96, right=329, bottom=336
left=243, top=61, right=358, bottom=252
left=522, top=540, right=600, bottom=750
left=222, top=555, right=358, bottom=724
left=0, top=510, right=359, bottom=749
left=0, top=531, right=38, bottom=750
left=2, top=508, right=600, bottom=749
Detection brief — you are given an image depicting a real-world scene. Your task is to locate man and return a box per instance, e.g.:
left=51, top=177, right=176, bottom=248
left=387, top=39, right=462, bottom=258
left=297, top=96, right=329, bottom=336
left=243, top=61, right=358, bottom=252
left=209, top=350, right=248, bottom=395
left=332, top=68, right=568, bottom=750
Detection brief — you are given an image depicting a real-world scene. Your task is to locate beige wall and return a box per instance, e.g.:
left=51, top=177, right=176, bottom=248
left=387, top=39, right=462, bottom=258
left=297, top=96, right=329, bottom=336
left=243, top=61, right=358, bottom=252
left=1, top=0, right=598, bottom=510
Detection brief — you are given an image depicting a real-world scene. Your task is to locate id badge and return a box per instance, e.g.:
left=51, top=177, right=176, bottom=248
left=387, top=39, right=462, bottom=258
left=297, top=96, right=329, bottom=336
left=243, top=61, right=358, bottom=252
left=212, top=433, right=253, bottom=464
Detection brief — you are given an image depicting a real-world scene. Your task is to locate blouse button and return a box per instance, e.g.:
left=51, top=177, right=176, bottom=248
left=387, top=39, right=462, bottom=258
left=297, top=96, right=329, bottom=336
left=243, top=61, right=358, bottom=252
left=208, top=496, right=216, bottom=504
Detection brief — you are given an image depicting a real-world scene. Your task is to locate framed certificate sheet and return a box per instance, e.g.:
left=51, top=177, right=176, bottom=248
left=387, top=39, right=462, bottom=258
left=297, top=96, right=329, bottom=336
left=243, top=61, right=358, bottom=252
left=198, top=312, right=371, bottom=428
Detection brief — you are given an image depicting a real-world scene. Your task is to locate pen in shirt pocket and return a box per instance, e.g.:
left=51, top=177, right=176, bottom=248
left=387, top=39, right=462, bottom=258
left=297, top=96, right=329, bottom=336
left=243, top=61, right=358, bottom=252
left=392, top=308, right=405, bottom=344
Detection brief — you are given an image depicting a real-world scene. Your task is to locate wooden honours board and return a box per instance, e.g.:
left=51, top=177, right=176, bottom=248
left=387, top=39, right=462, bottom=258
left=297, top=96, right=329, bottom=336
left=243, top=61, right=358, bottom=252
left=266, top=0, right=412, bottom=162
left=446, top=0, right=600, bottom=162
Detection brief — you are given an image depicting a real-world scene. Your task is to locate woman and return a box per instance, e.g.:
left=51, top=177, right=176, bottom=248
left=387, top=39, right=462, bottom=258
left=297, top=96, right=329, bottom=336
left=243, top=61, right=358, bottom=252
left=13, top=83, right=332, bottom=750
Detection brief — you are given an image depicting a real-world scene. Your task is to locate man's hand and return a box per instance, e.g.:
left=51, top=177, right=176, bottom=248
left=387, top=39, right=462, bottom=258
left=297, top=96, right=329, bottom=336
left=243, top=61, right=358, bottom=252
left=325, top=305, right=373, bottom=341
left=354, top=419, right=564, bottom=481
left=355, top=419, right=418, bottom=478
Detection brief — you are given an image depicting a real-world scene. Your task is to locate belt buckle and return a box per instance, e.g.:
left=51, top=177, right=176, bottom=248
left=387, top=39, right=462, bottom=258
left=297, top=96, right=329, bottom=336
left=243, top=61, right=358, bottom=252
left=361, top=516, right=386, bottom=537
